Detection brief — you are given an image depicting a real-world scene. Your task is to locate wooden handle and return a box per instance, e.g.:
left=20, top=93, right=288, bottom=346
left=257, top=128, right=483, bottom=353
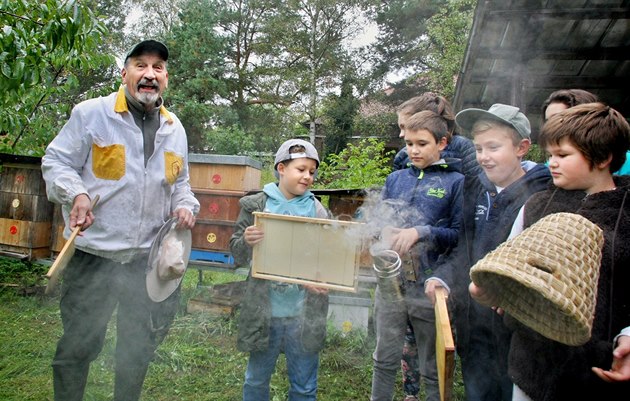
left=45, top=195, right=100, bottom=285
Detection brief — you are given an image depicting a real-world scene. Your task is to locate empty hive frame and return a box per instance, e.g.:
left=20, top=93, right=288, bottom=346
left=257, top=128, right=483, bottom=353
left=251, top=212, right=363, bottom=292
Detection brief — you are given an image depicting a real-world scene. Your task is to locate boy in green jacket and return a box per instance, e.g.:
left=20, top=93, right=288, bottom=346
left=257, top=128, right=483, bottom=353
left=230, top=139, right=329, bottom=401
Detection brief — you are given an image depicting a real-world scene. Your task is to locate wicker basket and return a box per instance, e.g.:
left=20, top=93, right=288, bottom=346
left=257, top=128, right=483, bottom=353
left=470, top=212, right=603, bottom=346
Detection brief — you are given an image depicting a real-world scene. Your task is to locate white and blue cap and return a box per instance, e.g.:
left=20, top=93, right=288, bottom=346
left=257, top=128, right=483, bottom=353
left=273, top=139, right=320, bottom=170
left=456, top=103, right=531, bottom=139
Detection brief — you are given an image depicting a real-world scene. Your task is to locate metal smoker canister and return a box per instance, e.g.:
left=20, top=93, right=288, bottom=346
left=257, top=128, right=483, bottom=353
left=372, top=249, right=403, bottom=302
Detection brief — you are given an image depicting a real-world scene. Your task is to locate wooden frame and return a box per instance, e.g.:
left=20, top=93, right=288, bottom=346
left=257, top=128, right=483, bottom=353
left=251, top=212, right=363, bottom=292
left=435, top=287, right=455, bottom=401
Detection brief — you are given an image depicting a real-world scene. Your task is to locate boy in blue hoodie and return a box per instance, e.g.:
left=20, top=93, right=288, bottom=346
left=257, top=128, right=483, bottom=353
left=371, top=110, right=464, bottom=401
left=230, top=139, right=330, bottom=401
left=424, top=104, right=551, bottom=401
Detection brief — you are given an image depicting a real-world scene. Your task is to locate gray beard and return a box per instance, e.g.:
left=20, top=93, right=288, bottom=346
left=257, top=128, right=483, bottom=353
left=135, top=91, right=160, bottom=106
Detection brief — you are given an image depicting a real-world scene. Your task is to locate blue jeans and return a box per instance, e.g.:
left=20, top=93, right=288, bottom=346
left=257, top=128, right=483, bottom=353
left=243, top=317, right=320, bottom=401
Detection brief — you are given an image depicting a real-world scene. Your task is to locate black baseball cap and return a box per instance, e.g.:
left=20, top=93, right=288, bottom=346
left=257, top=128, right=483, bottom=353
left=125, top=40, right=169, bottom=63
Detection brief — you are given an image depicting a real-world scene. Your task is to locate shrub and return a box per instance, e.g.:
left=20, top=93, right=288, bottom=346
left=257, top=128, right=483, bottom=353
left=316, top=138, right=394, bottom=189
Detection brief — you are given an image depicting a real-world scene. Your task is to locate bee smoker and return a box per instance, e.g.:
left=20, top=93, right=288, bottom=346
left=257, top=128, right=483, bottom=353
left=372, top=249, right=403, bottom=302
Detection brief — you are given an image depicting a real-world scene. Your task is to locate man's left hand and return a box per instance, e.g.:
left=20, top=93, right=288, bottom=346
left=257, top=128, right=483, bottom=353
left=173, top=208, right=195, bottom=230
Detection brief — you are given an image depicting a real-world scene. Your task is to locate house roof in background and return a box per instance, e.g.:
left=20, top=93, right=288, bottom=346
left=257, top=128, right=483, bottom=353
left=453, top=0, right=630, bottom=139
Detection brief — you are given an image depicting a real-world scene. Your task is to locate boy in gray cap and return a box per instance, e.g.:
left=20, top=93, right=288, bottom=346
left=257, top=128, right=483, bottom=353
left=230, top=139, right=330, bottom=401
left=471, top=102, right=630, bottom=400
left=423, top=103, right=551, bottom=401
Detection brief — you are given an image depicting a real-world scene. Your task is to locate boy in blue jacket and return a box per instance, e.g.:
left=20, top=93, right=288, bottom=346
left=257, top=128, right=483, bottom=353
left=371, top=110, right=464, bottom=401
left=424, top=104, right=551, bottom=401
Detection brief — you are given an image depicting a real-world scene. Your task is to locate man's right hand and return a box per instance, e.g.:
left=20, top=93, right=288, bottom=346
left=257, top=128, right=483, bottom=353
left=70, top=193, right=95, bottom=230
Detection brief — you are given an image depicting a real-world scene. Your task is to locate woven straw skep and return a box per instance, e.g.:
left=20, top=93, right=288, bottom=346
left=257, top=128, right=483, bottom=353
left=470, top=212, right=604, bottom=346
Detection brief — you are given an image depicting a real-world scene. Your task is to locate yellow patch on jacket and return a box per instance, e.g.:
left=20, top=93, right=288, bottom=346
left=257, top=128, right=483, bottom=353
left=92, top=143, right=125, bottom=180
left=164, top=151, right=183, bottom=185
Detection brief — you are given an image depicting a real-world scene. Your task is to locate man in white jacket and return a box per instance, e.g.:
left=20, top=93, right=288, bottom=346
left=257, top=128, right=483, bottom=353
left=42, top=39, right=199, bottom=401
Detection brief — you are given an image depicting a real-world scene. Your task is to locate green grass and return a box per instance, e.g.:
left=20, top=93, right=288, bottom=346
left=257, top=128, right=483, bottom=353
left=0, top=258, right=464, bottom=400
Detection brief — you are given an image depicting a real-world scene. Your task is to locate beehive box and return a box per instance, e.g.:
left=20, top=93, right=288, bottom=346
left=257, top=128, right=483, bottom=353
left=0, top=153, right=53, bottom=259
left=0, top=191, right=53, bottom=221
left=50, top=204, right=66, bottom=254
left=311, top=188, right=366, bottom=220
left=194, top=188, right=246, bottom=222
left=0, top=219, right=52, bottom=259
left=191, top=188, right=244, bottom=260
left=188, top=154, right=262, bottom=191
left=191, top=220, right=235, bottom=252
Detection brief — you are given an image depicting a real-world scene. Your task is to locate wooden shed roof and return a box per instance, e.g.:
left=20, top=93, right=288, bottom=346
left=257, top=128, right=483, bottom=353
left=453, top=0, right=630, bottom=139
